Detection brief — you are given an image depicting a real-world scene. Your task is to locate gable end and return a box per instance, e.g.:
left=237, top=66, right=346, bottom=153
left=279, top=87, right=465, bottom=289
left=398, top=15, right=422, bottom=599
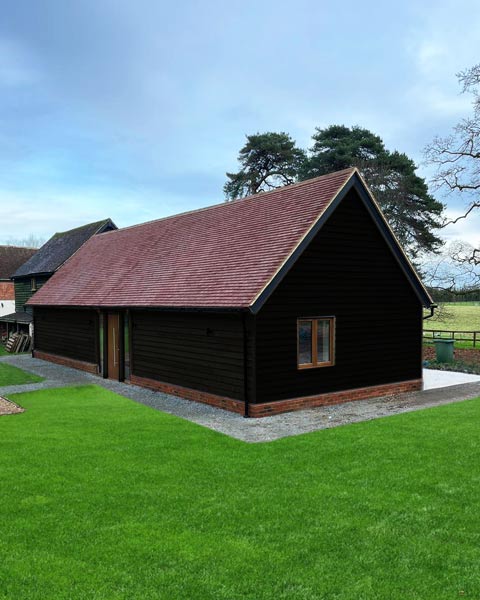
left=250, top=172, right=433, bottom=313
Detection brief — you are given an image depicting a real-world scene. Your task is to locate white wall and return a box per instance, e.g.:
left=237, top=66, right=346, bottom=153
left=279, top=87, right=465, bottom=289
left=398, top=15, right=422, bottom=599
left=0, top=300, right=14, bottom=317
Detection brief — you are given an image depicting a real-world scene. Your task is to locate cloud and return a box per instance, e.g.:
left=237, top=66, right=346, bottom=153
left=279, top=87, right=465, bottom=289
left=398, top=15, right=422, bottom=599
left=0, top=0, right=479, bottom=243
left=405, top=1, right=480, bottom=120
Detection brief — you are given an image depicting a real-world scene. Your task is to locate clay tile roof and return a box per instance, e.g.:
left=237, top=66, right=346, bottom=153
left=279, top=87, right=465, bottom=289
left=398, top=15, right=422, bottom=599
left=28, top=169, right=357, bottom=309
left=13, top=219, right=117, bottom=278
left=0, top=246, right=38, bottom=280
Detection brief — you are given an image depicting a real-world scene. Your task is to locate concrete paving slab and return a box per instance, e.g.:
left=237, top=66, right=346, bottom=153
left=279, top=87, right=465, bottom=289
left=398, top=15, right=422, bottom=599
left=423, top=368, right=480, bottom=390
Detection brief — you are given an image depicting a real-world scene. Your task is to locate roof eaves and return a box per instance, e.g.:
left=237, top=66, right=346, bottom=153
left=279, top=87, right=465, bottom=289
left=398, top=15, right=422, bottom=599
left=12, top=271, right=53, bottom=279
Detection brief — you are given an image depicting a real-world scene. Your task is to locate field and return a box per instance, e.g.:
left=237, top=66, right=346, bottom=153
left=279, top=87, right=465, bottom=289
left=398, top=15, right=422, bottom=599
left=2, top=384, right=480, bottom=599
left=424, top=302, right=480, bottom=347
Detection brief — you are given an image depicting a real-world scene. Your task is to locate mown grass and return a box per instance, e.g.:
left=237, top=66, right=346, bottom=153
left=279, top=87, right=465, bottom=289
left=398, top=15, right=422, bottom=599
left=443, top=301, right=480, bottom=306
left=1, top=384, right=480, bottom=599
left=0, top=362, right=43, bottom=386
left=425, top=303, right=480, bottom=331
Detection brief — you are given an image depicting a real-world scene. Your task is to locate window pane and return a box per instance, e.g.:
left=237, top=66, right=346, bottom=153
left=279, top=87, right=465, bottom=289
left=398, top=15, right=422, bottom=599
left=298, top=321, right=312, bottom=364
left=317, top=320, right=330, bottom=363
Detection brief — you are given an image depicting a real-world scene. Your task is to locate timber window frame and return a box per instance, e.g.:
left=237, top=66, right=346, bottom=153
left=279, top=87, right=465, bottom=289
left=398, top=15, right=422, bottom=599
left=297, top=317, right=335, bottom=369
left=31, top=277, right=37, bottom=291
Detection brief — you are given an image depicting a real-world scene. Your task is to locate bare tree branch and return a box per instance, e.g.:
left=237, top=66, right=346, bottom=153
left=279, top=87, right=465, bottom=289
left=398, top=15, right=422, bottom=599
left=441, top=202, right=480, bottom=226
left=424, top=63, right=480, bottom=289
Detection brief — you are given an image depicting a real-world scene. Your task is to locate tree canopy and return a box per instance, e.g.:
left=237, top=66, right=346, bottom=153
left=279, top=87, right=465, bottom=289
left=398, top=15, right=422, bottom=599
left=224, top=125, right=445, bottom=259
left=224, top=132, right=306, bottom=200
left=300, top=125, right=385, bottom=177
left=300, top=125, right=445, bottom=259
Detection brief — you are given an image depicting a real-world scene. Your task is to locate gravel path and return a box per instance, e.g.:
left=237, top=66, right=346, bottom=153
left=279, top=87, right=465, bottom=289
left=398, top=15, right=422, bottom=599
left=2, top=354, right=480, bottom=442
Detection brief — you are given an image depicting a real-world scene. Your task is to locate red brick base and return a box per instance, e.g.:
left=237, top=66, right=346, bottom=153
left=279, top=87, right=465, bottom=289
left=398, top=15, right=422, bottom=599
left=33, top=350, right=422, bottom=417
left=129, top=374, right=246, bottom=414
left=129, top=374, right=422, bottom=418
left=33, top=350, right=99, bottom=375
left=249, top=379, right=423, bottom=417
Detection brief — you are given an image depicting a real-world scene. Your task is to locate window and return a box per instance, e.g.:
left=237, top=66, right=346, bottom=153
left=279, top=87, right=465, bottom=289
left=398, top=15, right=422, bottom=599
left=30, top=277, right=37, bottom=291
left=297, top=317, right=335, bottom=368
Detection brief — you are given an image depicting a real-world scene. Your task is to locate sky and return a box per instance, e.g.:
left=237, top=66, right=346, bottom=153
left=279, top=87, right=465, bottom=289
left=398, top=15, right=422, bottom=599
left=0, top=0, right=479, bottom=248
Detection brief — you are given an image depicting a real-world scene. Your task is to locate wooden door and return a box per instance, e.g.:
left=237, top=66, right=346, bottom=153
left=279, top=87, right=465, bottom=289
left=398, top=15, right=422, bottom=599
left=107, top=313, right=120, bottom=380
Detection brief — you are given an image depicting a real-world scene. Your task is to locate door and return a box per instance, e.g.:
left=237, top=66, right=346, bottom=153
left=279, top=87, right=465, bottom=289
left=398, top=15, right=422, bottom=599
left=107, top=313, right=120, bottom=380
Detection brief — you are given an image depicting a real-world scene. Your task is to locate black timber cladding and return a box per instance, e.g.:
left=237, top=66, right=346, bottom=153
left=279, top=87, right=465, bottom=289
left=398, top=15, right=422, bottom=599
left=28, top=180, right=425, bottom=407
left=34, top=307, right=98, bottom=364
left=251, top=173, right=432, bottom=313
left=131, top=311, right=246, bottom=400
left=15, top=275, right=50, bottom=313
left=254, top=187, right=423, bottom=403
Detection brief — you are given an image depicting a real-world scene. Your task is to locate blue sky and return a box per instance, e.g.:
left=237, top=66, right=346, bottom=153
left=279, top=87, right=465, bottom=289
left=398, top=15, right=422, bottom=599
left=0, top=0, right=479, bottom=247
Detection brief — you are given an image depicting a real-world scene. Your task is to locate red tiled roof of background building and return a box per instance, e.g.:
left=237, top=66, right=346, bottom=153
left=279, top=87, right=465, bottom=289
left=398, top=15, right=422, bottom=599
left=28, top=169, right=357, bottom=308
left=0, top=245, right=37, bottom=280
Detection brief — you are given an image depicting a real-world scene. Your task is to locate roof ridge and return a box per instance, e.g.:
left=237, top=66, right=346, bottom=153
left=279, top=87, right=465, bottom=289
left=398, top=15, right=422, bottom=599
left=99, top=167, right=357, bottom=236
left=52, top=218, right=113, bottom=237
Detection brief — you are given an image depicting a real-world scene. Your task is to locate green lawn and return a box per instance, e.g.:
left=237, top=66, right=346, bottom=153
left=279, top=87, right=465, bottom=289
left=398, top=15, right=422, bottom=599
left=1, top=385, right=480, bottom=599
left=0, top=362, right=44, bottom=386
left=0, top=346, right=31, bottom=357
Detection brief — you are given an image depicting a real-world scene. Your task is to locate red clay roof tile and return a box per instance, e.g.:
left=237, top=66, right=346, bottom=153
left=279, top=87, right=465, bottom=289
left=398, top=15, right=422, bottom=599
left=28, top=168, right=355, bottom=308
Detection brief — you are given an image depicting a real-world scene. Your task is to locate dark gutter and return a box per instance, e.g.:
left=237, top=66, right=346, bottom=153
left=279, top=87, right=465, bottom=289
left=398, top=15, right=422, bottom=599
left=423, top=304, right=438, bottom=320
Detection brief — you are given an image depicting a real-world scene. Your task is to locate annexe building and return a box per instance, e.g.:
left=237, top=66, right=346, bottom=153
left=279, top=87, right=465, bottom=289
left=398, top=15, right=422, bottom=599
left=28, top=168, right=433, bottom=417
left=1, top=219, right=116, bottom=337
left=0, top=245, right=37, bottom=338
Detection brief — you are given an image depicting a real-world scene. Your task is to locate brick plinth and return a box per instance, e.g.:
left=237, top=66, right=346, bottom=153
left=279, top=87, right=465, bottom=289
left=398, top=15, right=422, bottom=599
left=249, top=379, right=423, bottom=417
left=33, top=350, right=99, bottom=375
left=32, top=351, right=422, bottom=417
left=129, top=374, right=246, bottom=414
left=129, top=374, right=422, bottom=418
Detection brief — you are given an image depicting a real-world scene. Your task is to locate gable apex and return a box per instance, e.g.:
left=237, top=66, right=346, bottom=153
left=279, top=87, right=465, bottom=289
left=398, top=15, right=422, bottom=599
left=250, top=170, right=433, bottom=313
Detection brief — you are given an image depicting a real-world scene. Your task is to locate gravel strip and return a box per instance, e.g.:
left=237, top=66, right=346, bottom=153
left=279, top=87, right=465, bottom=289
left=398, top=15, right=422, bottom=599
left=0, top=396, right=24, bottom=415
left=2, top=355, right=480, bottom=442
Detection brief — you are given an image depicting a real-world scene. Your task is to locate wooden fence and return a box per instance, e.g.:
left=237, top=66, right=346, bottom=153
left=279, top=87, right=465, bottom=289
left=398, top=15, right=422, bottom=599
left=423, top=329, right=480, bottom=347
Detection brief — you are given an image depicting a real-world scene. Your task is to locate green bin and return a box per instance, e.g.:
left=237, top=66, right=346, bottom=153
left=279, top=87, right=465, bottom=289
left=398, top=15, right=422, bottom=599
left=433, top=339, right=454, bottom=363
